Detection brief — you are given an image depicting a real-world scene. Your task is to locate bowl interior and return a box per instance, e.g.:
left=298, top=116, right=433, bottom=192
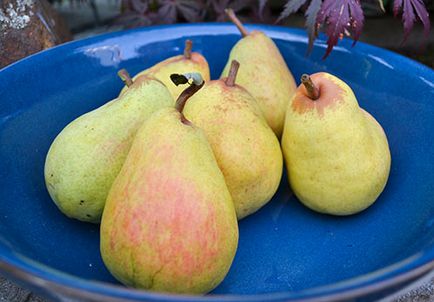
left=0, top=24, right=434, bottom=296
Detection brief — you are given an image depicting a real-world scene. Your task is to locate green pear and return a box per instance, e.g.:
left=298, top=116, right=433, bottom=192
left=179, top=61, right=283, bottom=219
left=281, top=72, right=391, bottom=215
left=220, top=9, right=296, bottom=137
left=45, top=71, right=173, bottom=223
left=120, top=40, right=210, bottom=100
left=100, top=78, right=238, bottom=294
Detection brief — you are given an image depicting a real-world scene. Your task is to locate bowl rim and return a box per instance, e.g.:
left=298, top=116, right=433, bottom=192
left=1, top=255, right=434, bottom=302
left=1, top=22, right=434, bottom=301
left=1, top=22, right=433, bottom=76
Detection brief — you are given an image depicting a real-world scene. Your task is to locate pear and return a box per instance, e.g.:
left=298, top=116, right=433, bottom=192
left=179, top=61, right=283, bottom=219
left=45, top=70, right=173, bottom=223
left=100, top=77, right=238, bottom=294
left=281, top=72, right=391, bottom=215
left=120, top=40, right=210, bottom=100
left=220, top=9, right=296, bottom=137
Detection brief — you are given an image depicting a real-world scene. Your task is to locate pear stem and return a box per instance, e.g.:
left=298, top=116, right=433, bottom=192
left=301, top=74, right=320, bottom=100
left=225, top=8, right=249, bottom=37
left=225, top=60, right=240, bottom=87
left=184, top=40, right=192, bottom=59
left=174, top=76, right=205, bottom=124
left=118, top=69, right=133, bottom=87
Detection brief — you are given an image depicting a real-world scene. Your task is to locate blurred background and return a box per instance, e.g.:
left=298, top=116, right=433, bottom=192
left=0, top=0, right=433, bottom=69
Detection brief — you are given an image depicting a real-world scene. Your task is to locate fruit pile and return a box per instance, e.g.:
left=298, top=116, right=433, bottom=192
left=44, top=9, right=391, bottom=295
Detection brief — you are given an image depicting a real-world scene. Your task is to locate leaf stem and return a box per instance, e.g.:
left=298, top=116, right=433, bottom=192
left=184, top=40, right=192, bottom=59
left=170, top=73, right=204, bottom=86
left=173, top=74, right=205, bottom=124
left=225, top=8, right=249, bottom=37
left=225, top=60, right=240, bottom=87
left=118, top=69, right=133, bottom=87
left=301, top=74, right=319, bottom=100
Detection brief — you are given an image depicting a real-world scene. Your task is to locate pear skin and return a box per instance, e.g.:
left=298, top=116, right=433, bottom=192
left=183, top=61, right=283, bottom=219
left=45, top=72, right=173, bottom=223
left=120, top=40, right=210, bottom=100
left=220, top=9, right=296, bottom=137
left=100, top=83, right=238, bottom=293
left=281, top=72, right=391, bottom=215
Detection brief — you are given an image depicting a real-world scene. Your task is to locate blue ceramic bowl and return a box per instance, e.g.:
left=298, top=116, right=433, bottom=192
left=0, top=24, right=434, bottom=302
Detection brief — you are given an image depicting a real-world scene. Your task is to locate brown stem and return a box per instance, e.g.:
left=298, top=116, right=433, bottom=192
left=225, top=8, right=249, bottom=37
left=301, top=74, right=320, bottom=100
left=225, top=60, right=240, bottom=87
left=175, top=81, right=205, bottom=124
left=184, top=40, right=192, bottom=59
left=118, top=69, right=133, bottom=87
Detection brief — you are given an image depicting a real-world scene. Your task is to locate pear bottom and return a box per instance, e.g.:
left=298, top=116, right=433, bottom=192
left=290, top=110, right=391, bottom=215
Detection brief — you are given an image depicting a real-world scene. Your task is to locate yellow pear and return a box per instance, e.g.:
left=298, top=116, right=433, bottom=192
left=220, top=9, right=296, bottom=137
left=180, top=61, right=283, bottom=219
left=45, top=70, right=173, bottom=223
left=101, top=78, right=238, bottom=293
left=281, top=72, right=391, bottom=215
left=120, top=40, right=210, bottom=100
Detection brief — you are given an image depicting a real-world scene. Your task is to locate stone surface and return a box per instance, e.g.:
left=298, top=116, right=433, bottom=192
left=394, top=281, right=434, bottom=302
left=0, top=276, right=44, bottom=302
left=0, top=0, right=71, bottom=68
left=1, top=274, right=434, bottom=301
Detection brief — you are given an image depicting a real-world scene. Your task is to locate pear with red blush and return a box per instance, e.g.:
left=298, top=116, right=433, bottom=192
left=281, top=72, right=391, bottom=215
left=100, top=75, right=238, bottom=294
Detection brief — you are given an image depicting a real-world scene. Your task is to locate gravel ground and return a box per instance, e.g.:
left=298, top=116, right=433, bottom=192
left=2, top=275, right=434, bottom=301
